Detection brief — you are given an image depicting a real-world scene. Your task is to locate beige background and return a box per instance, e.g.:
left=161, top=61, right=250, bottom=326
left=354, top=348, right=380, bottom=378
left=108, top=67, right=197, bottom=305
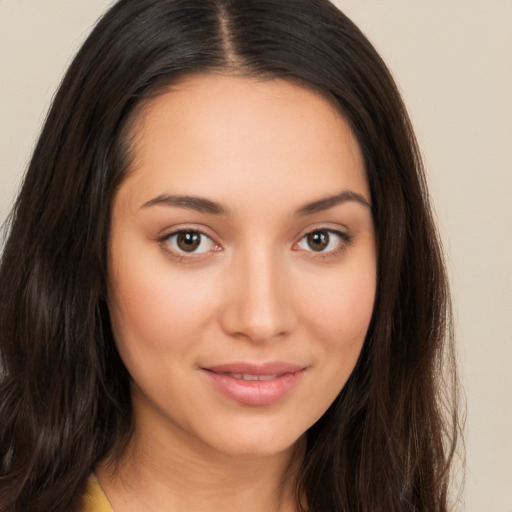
left=1, top=1, right=511, bottom=510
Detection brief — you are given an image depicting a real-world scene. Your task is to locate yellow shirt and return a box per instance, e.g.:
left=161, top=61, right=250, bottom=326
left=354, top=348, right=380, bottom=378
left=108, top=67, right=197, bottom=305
left=81, top=474, right=114, bottom=512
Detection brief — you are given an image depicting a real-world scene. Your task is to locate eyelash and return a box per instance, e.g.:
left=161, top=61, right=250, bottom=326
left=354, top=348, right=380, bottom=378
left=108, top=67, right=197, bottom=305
left=295, top=228, right=352, bottom=258
left=159, top=228, right=220, bottom=261
left=158, top=227, right=352, bottom=261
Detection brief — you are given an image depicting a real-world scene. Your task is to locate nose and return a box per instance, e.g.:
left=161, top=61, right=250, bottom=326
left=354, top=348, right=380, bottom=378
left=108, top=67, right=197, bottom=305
left=218, top=248, right=297, bottom=344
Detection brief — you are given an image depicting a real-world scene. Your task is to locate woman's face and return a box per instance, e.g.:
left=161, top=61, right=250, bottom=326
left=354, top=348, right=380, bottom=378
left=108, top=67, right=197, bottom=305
left=108, top=74, right=376, bottom=459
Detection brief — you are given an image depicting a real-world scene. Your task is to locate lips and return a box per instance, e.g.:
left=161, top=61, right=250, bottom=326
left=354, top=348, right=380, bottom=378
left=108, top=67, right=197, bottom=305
left=216, top=372, right=280, bottom=381
left=201, top=362, right=306, bottom=406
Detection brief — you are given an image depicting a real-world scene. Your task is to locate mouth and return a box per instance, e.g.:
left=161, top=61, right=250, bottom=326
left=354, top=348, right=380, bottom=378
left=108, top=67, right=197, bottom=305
left=201, top=362, right=307, bottom=406
left=213, top=372, right=282, bottom=381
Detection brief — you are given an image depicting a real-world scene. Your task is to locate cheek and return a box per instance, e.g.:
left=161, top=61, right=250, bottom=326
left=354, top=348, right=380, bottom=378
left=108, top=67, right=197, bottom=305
left=296, top=259, right=376, bottom=376
left=301, top=266, right=376, bottom=340
left=108, top=246, right=220, bottom=358
left=332, top=276, right=376, bottom=340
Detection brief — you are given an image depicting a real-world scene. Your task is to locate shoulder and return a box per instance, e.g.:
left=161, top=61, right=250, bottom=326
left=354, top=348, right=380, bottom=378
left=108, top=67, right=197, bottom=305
left=80, top=474, right=114, bottom=512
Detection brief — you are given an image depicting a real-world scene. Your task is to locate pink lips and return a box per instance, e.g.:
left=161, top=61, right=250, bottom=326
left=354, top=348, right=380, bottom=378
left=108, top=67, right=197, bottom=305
left=201, top=362, right=306, bottom=406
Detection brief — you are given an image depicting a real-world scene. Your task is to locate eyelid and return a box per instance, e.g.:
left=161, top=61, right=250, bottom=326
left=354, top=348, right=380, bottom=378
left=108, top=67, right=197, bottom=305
left=158, top=225, right=222, bottom=260
left=293, top=226, right=352, bottom=257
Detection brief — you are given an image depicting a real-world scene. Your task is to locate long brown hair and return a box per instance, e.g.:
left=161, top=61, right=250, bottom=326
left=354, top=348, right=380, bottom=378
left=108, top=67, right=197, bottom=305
left=0, top=0, right=461, bottom=510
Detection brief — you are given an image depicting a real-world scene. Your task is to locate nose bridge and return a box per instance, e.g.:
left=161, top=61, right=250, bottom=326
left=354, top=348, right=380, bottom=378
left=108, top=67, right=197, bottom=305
left=220, top=243, right=295, bottom=342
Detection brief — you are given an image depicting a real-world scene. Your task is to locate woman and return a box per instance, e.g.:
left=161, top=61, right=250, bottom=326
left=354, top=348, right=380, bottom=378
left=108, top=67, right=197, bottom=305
left=0, top=0, right=460, bottom=511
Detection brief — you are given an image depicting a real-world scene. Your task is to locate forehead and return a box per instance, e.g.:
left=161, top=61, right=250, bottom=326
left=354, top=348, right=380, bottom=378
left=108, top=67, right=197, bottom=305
left=117, top=73, right=369, bottom=211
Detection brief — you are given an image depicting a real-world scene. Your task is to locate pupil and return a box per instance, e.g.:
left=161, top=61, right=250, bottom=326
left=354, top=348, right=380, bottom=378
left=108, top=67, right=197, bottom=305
left=177, top=232, right=201, bottom=252
left=308, top=231, right=329, bottom=251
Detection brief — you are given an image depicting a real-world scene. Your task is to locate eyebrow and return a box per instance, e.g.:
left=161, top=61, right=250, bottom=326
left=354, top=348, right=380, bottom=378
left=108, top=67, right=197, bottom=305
left=295, top=190, right=372, bottom=216
left=141, top=189, right=371, bottom=216
left=141, top=194, right=229, bottom=215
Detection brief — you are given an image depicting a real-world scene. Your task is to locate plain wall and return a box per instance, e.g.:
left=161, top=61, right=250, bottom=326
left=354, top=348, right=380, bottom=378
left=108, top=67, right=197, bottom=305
left=1, top=1, right=511, bottom=511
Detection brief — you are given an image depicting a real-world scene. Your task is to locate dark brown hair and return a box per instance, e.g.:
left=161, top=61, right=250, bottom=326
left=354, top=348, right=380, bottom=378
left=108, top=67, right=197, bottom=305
left=0, top=0, right=460, bottom=510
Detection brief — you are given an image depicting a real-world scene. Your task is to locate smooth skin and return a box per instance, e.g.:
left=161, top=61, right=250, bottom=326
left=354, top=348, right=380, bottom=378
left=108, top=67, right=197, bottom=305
left=99, top=74, right=377, bottom=512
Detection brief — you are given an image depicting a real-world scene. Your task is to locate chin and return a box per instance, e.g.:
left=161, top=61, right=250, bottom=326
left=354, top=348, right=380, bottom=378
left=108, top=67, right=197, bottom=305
left=191, top=415, right=309, bottom=461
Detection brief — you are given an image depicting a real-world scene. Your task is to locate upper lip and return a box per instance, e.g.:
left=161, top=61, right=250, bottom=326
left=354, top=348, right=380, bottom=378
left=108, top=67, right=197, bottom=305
left=202, top=361, right=306, bottom=376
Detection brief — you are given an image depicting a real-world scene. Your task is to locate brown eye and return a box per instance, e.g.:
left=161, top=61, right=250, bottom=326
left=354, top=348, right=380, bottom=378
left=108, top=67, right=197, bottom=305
left=297, top=229, right=349, bottom=254
left=177, top=232, right=201, bottom=252
left=306, top=231, right=330, bottom=251
left=166, top=231, right=215, bottom=254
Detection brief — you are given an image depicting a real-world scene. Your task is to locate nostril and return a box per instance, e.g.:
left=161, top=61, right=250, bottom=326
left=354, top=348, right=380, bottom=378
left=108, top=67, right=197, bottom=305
left=217, top=293, right=296, bottom=343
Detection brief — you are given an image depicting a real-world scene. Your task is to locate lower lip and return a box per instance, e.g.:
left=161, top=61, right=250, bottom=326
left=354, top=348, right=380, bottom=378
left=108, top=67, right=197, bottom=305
left=202, top=369, right=306, bottom=406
